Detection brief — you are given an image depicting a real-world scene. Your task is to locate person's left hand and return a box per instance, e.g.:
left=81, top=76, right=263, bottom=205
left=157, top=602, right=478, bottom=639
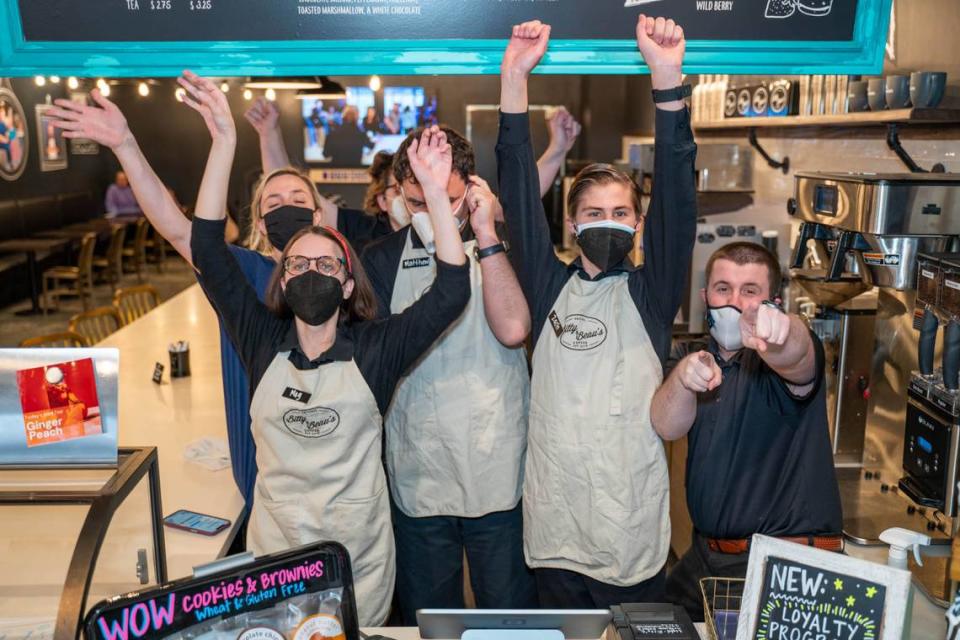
left=467, top=175, right=503, bottom=237
left=406, top=126, right=452, bottom=199
left=546, top=107, right=582, bottom=156
left=635, top=15, right=685, bottom=87
left=178, top=70, right=236, bottom=143
left=740, top=303, right=791, bottom=353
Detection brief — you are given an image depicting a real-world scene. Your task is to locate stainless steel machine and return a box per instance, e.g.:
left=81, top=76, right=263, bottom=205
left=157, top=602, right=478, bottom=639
left=789, top=171, right=960, bottom=604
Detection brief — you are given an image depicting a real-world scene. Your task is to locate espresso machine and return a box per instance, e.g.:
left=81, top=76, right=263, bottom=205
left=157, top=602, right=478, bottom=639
left=790, top=171, right=960, bottom=604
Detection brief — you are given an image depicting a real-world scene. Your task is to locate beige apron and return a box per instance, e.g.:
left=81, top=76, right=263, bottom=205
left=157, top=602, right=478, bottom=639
left=247, top=353, right=394, bottom=626
left=524, top=274, right=669, bottom=586
left=386, top=231, right=530, bottom=517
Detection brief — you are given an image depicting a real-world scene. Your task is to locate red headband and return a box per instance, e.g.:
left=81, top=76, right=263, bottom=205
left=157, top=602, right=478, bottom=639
left=322, top=225, right=353, bottom=274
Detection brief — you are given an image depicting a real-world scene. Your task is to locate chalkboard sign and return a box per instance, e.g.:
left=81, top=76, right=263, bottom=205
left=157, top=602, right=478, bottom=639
left=736, top=536, right=912, bottom=640
left=0, top=0, right=893, bottom=76
left=754, top=556, right=885, bottom=640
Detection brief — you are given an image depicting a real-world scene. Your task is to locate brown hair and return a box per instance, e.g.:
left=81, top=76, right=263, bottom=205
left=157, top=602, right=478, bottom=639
left=566, top=163, right=642, bottom=219
left=265, top=226, right=379, bottom=323
left=363, top=151, right=395, bottom=216
left=705, top=242, right=782, bottom=296
left=392, top=125, right=475, bottom=184
left=246, top=167, right=324, bottom=256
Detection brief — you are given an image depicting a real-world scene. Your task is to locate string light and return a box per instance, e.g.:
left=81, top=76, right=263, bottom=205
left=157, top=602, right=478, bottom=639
left=265, top=88, right=276, bottom=101
left=138, top=82, right=150, bottom=97
left=50, top=75, right=61, bottom=84
left=220, top=81, right=230, bottom=93
left=175, top=87, right=186, bottom=102
left=369, top=75, right=381, bottom=91
left=67, top=77, right=79, bottom=90
left=34, top=76, right=46, bottom=87
left=243, top=89, right=253, bottom=101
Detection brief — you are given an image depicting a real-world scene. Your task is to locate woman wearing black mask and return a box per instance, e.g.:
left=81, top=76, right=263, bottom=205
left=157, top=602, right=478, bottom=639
left=181, top=70, right=469, bottom=625
left=49, top=90, right=379, bottom=515
left=497, top=19, right=697, bottom=607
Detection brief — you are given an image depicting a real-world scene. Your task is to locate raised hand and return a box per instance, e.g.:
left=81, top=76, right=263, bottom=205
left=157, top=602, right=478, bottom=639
left=406, top=126, right=452, bottom=199
left=636, top=15, right=685, bottom=89
left=178, top=70, right=236, bottom=143
left=546, top=107, right=582, bottom=156
left=244, top=97, right=280, bottom=137
left=467, top=175, right=504, bottom=237
left=48, top=89, right=131, bottom=149
left=501, top=20, right=551, bottom=80
left=740, top=303, right=791, bottom=354
left=677, top=351, right=723, bottom=393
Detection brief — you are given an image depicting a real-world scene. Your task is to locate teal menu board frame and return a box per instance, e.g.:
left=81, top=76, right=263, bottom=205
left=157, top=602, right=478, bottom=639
left=0, top=0, right=892, bottom=77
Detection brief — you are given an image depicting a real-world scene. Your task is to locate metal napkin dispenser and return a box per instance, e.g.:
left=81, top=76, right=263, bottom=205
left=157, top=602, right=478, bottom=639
left=791, top=172, right=960, bottom=290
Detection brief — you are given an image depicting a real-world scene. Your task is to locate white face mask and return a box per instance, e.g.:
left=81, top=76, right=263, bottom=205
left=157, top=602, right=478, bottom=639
left=388, top=195, right=411, bottom=228
left=402, top=187, right=467, bottom=256
left=706, top=305, right=743, bottom=351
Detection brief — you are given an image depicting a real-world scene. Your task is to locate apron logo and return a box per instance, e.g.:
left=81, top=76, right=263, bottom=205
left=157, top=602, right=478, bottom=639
left=282, top=407, right=340, bottom=438
left=559, top=314, right=608, bottom=351
left=548, top=310, right=564, bottom=337
left=281, top=386, right=312, bottom=404
left=402, top=257, right=432, bottom=269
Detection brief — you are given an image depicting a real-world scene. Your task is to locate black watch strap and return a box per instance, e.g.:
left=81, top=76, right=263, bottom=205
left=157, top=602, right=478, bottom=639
left=475, top=242, right=507, bottom=261
left=651, top=84, right=692, bottom=103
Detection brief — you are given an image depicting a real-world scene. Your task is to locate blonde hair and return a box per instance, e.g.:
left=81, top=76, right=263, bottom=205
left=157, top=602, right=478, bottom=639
left=245, top=167, right=324, bottom=255
left=566, top=163, right=642, bottom=219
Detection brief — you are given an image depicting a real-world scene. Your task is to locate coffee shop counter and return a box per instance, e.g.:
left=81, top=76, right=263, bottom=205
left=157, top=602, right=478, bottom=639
left=0, top=284, right=245, bottom=632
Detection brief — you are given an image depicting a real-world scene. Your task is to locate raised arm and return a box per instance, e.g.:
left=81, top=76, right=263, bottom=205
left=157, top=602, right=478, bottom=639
left=634, top=16, right=698, bottom=323
left=182, top=72, right=287, bottom=366
left=498, top=20, right=569, bottom=324
left=741, top=306, right=817, bottom=389
left=49, top=91, right=193, bottom=263
left=468, top=176, right=530, bottom=347
left=536, top=107, right=581, bottom=198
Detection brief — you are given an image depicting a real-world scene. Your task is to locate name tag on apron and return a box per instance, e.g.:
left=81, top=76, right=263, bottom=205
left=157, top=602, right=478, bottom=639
left=402, top=257, right=431, bottom=269
left=548, top=310, right=564, bottom=338
left=282, top=386, right=312, bottom=404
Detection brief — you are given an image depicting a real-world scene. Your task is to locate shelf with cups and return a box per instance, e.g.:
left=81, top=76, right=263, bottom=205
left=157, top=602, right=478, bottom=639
left=692, top=107, right=960, bottom=131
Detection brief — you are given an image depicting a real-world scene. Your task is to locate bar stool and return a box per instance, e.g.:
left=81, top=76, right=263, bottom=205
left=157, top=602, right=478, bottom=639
left=113, top=284, right=160, bottom=325
left=122, top=218, right=151, bottom=283
left=93, top=224, right=127, bottom=291
left=68, top=306, right=123, bottom=345
left=144, top=223, right=167, bottom=273
left=41, top=232, right=97, bottom=313
left=19, top=331, right=91, bottom=348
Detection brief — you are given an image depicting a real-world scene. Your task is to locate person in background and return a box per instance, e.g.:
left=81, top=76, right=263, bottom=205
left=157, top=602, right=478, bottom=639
left=363, top=151, right=407, bottom=232
left=359, top=114, right=536, bottom=622
left=181, top=69, right=470, bottom=625
left=104, top=170, right=142, bottom=219
left=652, top=242, right=842, bottom=621
left=323, top=105, right=374, bottom=167
left=363, top=106, right=383, bottom=134
left=48, top=84, right=342, bottom=521
left=498, top=16, right=696, bottom=608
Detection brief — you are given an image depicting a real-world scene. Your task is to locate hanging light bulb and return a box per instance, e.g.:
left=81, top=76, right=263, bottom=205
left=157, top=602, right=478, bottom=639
left=220, top=81, right=230, bottom=93
left=100, top=83, right=111, bottom=98
left=50, top=75, right=61, bottom=84
left=369, top=75, right=381, bottom=91
left=265, top=88, right=276, bottom=101
left=34, top=76, right=46, bottom=87
left=67, top=77, right=79, bottom=90
left=243, top=89, right=253, bottom=101
left=175, top=87, right=186, bottom=103
left=138, top=82, right=150, bottom=97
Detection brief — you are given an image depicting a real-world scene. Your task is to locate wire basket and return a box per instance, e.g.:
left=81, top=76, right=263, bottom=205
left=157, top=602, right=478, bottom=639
left=700, top=577, right=746, bottom=640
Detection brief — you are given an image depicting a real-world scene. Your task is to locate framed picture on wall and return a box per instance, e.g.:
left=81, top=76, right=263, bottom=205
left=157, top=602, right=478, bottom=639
left=36, top=104, right=67, bottom=172
left=67, top=92, right=99, bottom=156
left=0, top=86, right=29, bottom=181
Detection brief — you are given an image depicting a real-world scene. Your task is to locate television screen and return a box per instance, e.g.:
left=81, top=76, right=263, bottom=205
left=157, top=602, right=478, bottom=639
left=302, top=85, right=438, bottom=167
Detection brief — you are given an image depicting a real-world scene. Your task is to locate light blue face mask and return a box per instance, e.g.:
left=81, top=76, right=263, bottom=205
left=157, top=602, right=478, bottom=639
left=706, top=304, right=743, bottom=351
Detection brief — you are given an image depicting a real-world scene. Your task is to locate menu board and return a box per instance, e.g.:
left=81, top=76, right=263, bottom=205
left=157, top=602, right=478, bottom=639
left=18, top=0, right=859, bottom=43
left=753, top=556, right=885, bottom=640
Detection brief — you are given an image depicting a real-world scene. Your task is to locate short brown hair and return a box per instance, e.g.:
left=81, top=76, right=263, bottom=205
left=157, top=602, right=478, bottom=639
left=265, top=226, right=379, bottom=323
left=566, top=163, right=642, bottom=219
left=363, top=151, right=395, bottom=216
left=705, top=242, right=782, bottom=296
left=392, top=126, right=475, bottom=184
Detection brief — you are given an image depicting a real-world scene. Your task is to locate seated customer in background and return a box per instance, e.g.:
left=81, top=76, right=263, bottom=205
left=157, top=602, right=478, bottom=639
left=652, top=242, right=842, bottom=621
left=104, top=170, right=142, bottom=219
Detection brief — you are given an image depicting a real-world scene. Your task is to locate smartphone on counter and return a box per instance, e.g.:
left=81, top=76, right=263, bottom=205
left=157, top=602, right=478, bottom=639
left=163, top=509, right=231, bottom=536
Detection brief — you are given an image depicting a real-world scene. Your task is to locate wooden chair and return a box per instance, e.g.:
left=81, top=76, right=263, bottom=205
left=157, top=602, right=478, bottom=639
left=41, top=232, right=97, bottom=313
left=122, top=218, right=151, bottom=282
left=68, top=306, right=123, bottom=345
left=144, top=223, right=168, bottom=273
left=93, top=224, right=127, bottom=291
left=113, top=284, right=160, bottom=325
left=19, top=331, right=91, bottom=348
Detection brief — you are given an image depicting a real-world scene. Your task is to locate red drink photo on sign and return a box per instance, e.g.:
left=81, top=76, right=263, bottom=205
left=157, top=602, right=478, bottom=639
left=16, top=357, right=102, bottom=447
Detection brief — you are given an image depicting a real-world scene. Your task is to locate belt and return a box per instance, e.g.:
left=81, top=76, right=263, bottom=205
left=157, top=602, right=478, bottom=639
left=706, top=534, right=844, bottom=555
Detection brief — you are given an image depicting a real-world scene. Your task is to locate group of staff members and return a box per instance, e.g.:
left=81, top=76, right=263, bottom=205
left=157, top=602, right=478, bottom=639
left=49, top=13, right=842, bottom=626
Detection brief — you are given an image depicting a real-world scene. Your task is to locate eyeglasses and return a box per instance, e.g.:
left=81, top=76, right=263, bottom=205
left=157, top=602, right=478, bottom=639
left=283, top=255, right=346, bottom=277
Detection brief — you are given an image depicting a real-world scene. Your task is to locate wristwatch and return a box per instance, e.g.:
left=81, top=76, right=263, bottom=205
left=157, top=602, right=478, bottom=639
left=651, top=84, right=693, bottom=103
left=474, top=242, right=508, bottom=261
left=761, top=299, right=785, bottom=313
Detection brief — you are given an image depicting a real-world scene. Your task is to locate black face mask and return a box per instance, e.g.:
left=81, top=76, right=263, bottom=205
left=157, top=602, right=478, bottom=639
left=283, top=271, right=344, bottom=326
left=576, top=226, right=635, bottom=272
left=264, top=205, right=314, bottom=251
